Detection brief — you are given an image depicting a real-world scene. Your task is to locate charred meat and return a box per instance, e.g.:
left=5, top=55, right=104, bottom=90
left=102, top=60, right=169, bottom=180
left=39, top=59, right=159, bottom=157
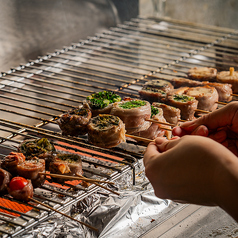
left=0, top=168, right=12, bottom=195
left=139, top=82, right=168, bottom=103
left=57, top=106, right=92, bottom=136
left=8, top=177, right=33, bottom=202
left=18, top=138, right=55, bottom=159
left=56, top=153, right=83, bottom=176
left=1, top=152, right=26, bottom=176
left=87, top=114, right=126, bottom=148
left=17, top=158, right=46, bottom=188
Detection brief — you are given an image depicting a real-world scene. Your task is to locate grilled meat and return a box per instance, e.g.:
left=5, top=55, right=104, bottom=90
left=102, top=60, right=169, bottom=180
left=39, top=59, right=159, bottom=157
left=1, top=152, right=26, bottom=176
left=87, top=114, right=126, bottom=148
left=163, top=94, right=198, bottom=121
left=57, top=106, right=92, bottom=136
left=138, top=80, right=170, bottom=103
left=85, top=91, right=121, bottom=116
left=17, top=158, right=45, bottom=188
left=0, top=168, right=12, bottom=195
left=111, top=98, right=151, bottom=134
left=18, top=138, right=55, bottom=159
left=184, top=85, right=218, bottom=112
left=216, top=67, right=238, bottom=93
left=131, top=106, right=171, bottom=140
left=8, top=177, right=33, bottom=202
left=56, top=153, right=83, bottom=176
left=152, top=102, right=181, bottom=125
left=171, top=77, right=233, bottom=102
left=187, top=67, right=217, bottom=81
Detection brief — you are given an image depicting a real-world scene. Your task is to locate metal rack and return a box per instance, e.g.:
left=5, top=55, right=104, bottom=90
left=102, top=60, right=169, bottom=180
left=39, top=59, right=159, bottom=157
left=0, top=16, right=237, bottom=237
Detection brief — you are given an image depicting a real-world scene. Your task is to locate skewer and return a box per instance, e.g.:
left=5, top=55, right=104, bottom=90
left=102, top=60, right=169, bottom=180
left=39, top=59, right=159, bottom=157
left=39, top=172, right=115, bottom=185
left=28, top=197, right=98, bottom=232
left=145, top=119, right=176, bottom=127
left=195, top=109, right=210, bottom=114
left=125, top=134, right=153, bottom=143
left=76, top=174, right=120, bottom=195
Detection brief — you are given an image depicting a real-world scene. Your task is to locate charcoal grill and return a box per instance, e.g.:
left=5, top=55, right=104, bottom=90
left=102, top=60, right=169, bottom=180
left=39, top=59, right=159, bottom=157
left=0, top=16, right=238, bottom=237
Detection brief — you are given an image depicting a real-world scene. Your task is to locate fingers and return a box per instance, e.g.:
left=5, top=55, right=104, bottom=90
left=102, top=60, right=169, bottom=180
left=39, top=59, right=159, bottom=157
left=154, top=136, right=181, bottom=152
left=143, top=142, right=161, bottom=167
left=181, top=102, right=238, bottom=132
left=172, top=125, right=209, bottom=137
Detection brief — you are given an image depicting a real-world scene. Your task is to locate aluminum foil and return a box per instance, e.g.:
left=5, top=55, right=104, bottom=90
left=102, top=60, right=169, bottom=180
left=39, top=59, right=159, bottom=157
left=21, top=160, right=183, bottom=238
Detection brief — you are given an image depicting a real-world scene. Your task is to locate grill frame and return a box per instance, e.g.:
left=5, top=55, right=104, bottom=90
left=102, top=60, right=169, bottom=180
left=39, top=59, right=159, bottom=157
left=0, top=16, right=237, bottom=237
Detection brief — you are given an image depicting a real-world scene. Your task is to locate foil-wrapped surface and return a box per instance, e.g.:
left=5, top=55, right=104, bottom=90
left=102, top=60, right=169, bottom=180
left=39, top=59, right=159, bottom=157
left=21, top=160, right=183, bottom=238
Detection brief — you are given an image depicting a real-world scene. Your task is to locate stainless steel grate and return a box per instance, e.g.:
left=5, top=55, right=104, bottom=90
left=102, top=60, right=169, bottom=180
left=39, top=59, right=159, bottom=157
left=0, top=16, right=237, bottom=237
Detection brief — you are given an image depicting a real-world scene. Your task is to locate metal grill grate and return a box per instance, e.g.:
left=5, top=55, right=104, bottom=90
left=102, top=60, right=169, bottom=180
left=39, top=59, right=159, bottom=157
left=0, top=16, right=237, bottom=237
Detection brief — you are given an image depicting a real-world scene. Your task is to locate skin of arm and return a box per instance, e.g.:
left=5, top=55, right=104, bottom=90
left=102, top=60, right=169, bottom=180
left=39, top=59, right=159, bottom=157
left=143, top=136, right=238, bottom=222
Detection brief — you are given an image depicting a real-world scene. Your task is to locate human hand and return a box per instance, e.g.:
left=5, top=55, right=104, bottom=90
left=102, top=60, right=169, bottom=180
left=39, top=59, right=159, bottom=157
left=143, top=136, right=238, bottom=214
left=172, top=102, right=238, bottom=156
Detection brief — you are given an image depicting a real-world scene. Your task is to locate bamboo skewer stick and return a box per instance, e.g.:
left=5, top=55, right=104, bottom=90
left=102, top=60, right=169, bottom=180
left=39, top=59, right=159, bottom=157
left=125, top=134, right=153, bottom=143
left=145, top=119, right=176, bottom=127
left=39, top=172, right=114, bottom=185
left=29, top=197, right=98, bottom=232
left=76, top=174, right=120, bottom=196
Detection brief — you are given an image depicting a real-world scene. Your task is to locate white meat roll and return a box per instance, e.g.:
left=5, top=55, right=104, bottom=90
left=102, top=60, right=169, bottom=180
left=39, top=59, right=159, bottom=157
left=111, top=98, right=151, bottom=134
left=184, top=85, right=218, bottom=112
left=187, top=67, right=217, bottom=81
left=152, top=102, right=181, bottom=125
left=171, top=77, right=233, bottom=102
left=203, top=82, right=233, bottom=102
left=87, top=114, right=126, bottom=148
left=216, top=67, right=238, bottom=93
left=131, top=107, right=171, bottom=140
left=171, top=77, right=203, bottom=88
left=163, top=94, right=198, bottom=121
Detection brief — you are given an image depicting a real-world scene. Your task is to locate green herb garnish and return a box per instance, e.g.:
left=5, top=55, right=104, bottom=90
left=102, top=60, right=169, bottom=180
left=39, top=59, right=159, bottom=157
left=119, top=100, right=146, bottom=109
left=151, top=106, right=159, bottom=117
left=173, top=94, right=194, bottom=102
left=143, top=86, right=166, bottom=94
left=19, top=138, right=55, bottom=158
left=92, top=115, right=119, bottom=130
left=57, top=153, right=81, bottom=163
left=87, top=91, right=121, bottom=109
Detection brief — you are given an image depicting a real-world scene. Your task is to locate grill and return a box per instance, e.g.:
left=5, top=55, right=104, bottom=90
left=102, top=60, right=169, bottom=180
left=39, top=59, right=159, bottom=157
left=0, top=16, right=238, bottom=237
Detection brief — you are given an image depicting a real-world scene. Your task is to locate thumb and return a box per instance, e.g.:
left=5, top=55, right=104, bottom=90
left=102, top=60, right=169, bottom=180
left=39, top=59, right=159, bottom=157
left=155, top=136, right=181, bottom=152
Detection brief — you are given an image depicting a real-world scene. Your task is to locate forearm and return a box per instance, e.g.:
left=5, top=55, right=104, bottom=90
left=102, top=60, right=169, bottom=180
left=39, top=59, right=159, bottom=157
left=215, top=156, right=238, bottom=222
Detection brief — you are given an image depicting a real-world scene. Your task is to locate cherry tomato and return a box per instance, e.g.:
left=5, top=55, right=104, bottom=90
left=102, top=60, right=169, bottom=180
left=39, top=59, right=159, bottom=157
left=9, top=177, right=28, bottom=191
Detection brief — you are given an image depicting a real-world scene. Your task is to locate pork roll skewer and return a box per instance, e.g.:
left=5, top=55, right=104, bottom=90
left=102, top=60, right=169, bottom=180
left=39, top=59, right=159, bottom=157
left=8, top=177, right=33, bottom=202
left=139, top=79, right=173, bottom=103
left=131, top=106, right=171, bottom=140
left=111, top=98, right=151, bottom=134
left=57, top=105, right=92, bottom=136
left=171, top=77, right=233, bottom=102
left=217, top=67, right=238, bottom=94
left=162, top=94, right=198, bottom=121
left=85, top=90, right=121, bottom=116
left=184, top=85, right=219, bottom=112
left=17, top=158, right=46, bottom=188
left=187, top=67, right=217, bottom=81
left=1, top=152, right=26, bottom=176
left=87, top=114, right=126, bottom=148
left=152, top=102, right=181, bottom=125
left=0, top=168, right=12, bottom=195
